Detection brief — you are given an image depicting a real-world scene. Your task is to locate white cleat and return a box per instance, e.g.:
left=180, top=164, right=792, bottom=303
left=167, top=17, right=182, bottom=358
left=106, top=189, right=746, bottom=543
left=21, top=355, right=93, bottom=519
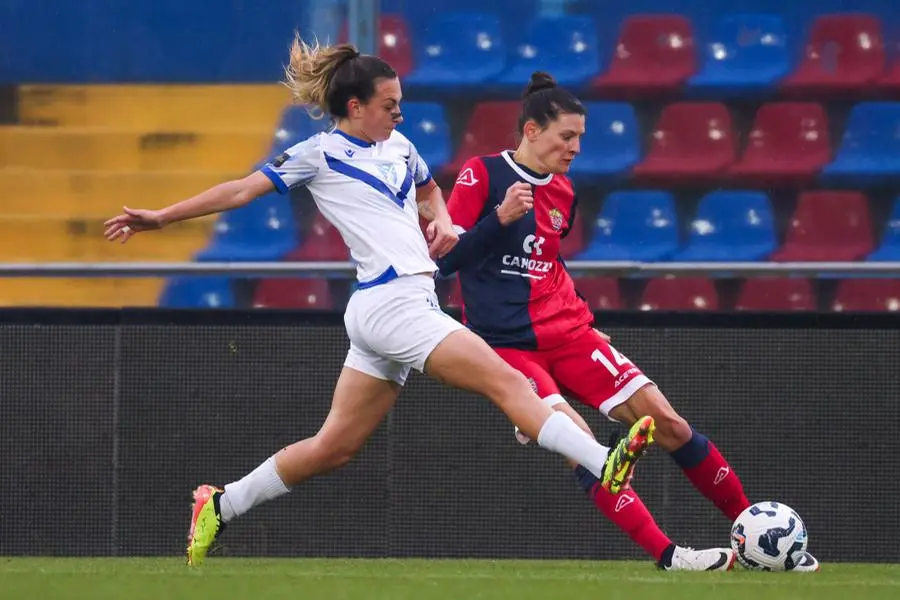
left=787, top=551, right=820, bottom=572
left=660, top=546, right=737, bottom=571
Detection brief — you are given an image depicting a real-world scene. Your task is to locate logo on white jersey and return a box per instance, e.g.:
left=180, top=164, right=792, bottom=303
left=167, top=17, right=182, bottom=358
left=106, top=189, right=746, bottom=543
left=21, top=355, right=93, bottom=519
left=455, top=168, right=479, bottom=186
left=344, top=149, right=355, bottom=158
left=523, top=234, right=545, bottom=256
left=377, top=163, right=398, bottom=186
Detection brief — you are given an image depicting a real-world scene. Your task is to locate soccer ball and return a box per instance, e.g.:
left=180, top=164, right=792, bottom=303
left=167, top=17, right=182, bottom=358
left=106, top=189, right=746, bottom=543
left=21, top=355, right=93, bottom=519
left=730, top=501, right=808, bottom=571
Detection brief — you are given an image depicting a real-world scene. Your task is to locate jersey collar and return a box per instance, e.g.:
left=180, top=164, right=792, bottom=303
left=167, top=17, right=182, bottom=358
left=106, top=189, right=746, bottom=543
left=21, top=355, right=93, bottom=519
left=501, top=151, right=553, bottom=186
left=333, top=129, right=376, bottom=148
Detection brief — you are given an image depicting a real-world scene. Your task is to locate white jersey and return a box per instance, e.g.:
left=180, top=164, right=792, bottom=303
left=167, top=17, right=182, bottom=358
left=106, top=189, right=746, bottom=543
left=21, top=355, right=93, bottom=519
left=261, top=128, right=437, bottom=287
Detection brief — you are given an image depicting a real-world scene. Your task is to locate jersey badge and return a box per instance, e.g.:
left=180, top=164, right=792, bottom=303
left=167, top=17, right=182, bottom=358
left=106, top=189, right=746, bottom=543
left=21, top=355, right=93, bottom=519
left=549, top=208, right=564, bottom=231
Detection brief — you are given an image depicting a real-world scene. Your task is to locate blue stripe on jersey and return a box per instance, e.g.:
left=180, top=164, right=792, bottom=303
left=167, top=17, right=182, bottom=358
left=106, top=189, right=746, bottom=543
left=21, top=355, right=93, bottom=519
left=415, top=172, right=433, bottom=188
left=324, top=153, right=405, bottom=209
left=397, top=167, right=414, bottom=203
left=357, top=265, right=399, bottom=289
left=260, top=165, right=289, bottom=194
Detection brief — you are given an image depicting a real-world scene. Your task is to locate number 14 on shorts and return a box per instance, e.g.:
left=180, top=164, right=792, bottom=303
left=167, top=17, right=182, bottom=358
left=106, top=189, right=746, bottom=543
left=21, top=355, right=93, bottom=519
left=591, top=345, right=634, bottom=377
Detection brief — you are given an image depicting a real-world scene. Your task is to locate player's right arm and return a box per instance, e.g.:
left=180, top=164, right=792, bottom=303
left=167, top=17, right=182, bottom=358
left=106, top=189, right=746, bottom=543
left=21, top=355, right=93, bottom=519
left=437, top=157, right=534, bottom=277
left=104, top=137, right=320, bottom=244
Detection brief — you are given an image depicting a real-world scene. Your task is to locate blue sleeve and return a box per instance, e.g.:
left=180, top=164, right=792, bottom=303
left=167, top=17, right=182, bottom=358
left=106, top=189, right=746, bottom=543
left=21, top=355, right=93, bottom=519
left=436, top=210, right=504, bottom=278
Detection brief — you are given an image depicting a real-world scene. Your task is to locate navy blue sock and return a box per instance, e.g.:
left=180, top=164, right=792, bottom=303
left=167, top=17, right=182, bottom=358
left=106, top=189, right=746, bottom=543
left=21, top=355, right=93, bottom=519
left=574, top=464, right=600, bottom=495
left=668, top=427, right=710, bottom=469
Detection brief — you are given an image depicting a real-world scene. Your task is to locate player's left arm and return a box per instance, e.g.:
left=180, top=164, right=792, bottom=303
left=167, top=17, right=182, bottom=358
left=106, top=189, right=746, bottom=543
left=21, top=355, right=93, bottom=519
left=408, top=142, right=457, bottom=258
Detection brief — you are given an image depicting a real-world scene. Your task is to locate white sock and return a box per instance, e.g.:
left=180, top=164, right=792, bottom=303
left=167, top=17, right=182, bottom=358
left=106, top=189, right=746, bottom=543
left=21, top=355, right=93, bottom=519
left=219, top=456, right=290, bottom=523
left=536, top=412, right=610, bottom=478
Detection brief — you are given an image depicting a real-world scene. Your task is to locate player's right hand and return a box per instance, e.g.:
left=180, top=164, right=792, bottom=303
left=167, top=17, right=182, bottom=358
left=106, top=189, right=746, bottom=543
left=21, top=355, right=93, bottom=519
left=497, top=182, right=533, bottom=226
left=104, top=207, right=165, bottom=244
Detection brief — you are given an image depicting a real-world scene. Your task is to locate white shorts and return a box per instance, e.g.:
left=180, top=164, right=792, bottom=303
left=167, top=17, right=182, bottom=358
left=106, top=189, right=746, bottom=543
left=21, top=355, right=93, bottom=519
left=343, top=274, right=464, bottom=385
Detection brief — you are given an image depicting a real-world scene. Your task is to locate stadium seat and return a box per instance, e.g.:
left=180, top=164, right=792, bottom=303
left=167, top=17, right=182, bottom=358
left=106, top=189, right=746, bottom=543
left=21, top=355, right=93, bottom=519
left=670, top=191, right=776, bottom=262
left=404, top=13, right=506, bottom=87
left=194, top=193, right=299, bottom=262
left=631, top=103, right=736, bottom=182
left=252, top=278, right=335, bottom=309
left=770, top=191, right=874, bottom=262
left=158, top=277, right=235, bottom=309
left=566, top=102, right=640, bottom=181
left=398, top=102, right=451, bottom=174
left=782, top=14, right=885, bottom=95
left=832, top=279, right=900, bottom=312
left=339, top=14, right=415, bottom=78
left=878, top=42, right=900, bottom=91
left=498, top=15, right=602, bottom=88
left=735, top=278, right=816, bottom=311
left=592, top=15, right=696, bottom=96
left=290, top=212, right=350, bottom=261
left=867, top=196, right=900, bottom=261
left=639, top=277, right=719, bottom=311
left=575, top=190, right=678, bottom=261
left=444, top=102, right=520, bottom=176
left=688, top=14, right=791, bottom=96
left=729, top=103, right=830, bottom=185
left=559, top=210, right=585, bottom=259
left=820, top=103, right=900, bottom=187
left=572, top=277, right=622, bottom=310
left=269, top=105, right=331, bottom=154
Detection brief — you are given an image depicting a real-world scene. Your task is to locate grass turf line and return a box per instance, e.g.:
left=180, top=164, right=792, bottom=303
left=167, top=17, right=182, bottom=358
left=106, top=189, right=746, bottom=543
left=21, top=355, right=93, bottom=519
left=1, top=558, right=898, bottom=600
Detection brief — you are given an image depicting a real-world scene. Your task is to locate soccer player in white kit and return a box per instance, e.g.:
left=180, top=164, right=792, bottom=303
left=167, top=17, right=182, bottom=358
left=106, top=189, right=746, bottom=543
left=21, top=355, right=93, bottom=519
left=103, top=39, right=657, bottom=567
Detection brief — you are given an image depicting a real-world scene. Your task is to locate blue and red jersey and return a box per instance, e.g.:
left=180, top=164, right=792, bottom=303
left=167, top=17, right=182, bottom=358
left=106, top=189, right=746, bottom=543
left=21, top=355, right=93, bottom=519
left=439, top=151, right=594, bottom=350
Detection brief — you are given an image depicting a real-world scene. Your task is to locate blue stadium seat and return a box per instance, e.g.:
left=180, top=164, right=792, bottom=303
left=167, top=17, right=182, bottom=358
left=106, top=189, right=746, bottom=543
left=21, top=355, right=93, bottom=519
left=687, top=14, right=791, bottom=96
left=575, top=191, right=678, bottom=261
left=194, top=193, right=299, bottom=261
left=821, top=103, right=900, bottom=187
left=398, top=102, right=451, bottom=173
left=498, top=15, right=602, bottom=88
left=269, top=105, right=332, bottom=154
left=567, top=102, right=640, bottom=180
left=405, top=13, right=506, bottom=87
left=868, top=196, right=900, bottom=261
left=158, top=277, right=235, bottom=309
left=670, top=191, right=776, bottom=261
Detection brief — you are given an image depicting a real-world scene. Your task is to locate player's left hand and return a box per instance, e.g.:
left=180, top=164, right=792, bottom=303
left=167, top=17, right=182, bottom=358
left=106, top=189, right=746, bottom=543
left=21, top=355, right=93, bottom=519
left=426, top=217, right=459, bottom=258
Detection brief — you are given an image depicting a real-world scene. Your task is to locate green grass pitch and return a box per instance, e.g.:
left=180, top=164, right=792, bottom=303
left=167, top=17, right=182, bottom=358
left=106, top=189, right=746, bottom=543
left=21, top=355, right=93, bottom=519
left=1, top=558, right=898, bottom=600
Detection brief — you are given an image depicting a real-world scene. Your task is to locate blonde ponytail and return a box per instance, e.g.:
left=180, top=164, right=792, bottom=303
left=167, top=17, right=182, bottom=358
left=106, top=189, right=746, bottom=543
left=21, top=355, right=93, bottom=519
left=284, top=34, right=360, bottom=118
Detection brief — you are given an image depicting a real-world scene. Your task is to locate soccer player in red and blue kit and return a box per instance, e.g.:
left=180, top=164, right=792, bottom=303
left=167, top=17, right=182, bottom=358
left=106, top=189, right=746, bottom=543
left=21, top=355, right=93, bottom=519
left=437, top=71, right=819, bottom=572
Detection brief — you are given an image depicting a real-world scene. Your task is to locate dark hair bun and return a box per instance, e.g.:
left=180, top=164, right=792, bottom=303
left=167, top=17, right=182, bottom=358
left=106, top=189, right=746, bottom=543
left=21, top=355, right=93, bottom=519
left=523, top=71, right=557, bottom=97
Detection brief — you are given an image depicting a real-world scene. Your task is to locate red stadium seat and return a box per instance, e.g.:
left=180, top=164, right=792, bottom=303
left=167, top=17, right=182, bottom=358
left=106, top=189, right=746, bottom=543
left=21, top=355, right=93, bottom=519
left=639, top=277, right=719, bottom=311
left=735, top=278, right=816, bottom=311
left=729, top=103, right=830, bottom=185
left=339, top=14, right=414, bottom=78
left=782, top=14, right=885, bottom=95
left=290, top=213, right=350, bottom=261
left=832, top=278, right=900, bottom=312
left=592, top=15, right=696, bottom=97
left=444, top=102, right=520, bottom=176
left=559, top=210, right=585, bottom=259
left=632, top=103, right=736, bottom=183
left=878, top=40, right=900, bottom=91
left=253, top=278, right=334, bottom=309
left=573, top=277, right=622, bottom=310
left=770, top=191, right=874, bottom=262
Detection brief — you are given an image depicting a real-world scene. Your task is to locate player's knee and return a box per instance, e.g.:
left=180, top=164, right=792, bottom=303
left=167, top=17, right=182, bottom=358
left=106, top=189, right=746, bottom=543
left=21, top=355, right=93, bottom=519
left=311, top=435, right=359, bottom=471
left=654, top=411, right=692, bottom=448
left=484, top=366, right=533, bottom=407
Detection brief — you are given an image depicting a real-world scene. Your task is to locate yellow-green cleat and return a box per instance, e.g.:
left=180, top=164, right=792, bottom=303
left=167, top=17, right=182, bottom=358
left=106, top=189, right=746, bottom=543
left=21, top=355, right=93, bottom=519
left=186, top=484, right=225, bottom=567
left=601, top=415, right=656, bottom=495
